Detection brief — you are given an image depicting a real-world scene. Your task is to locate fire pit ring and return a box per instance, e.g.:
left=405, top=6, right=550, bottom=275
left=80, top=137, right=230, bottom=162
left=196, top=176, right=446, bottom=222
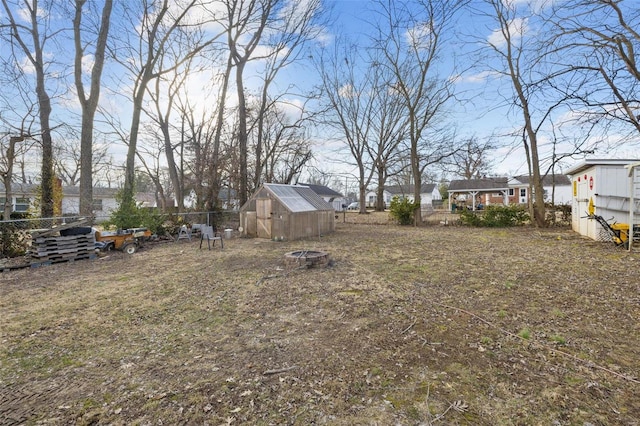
left=284, top=250, right=330, bottom=268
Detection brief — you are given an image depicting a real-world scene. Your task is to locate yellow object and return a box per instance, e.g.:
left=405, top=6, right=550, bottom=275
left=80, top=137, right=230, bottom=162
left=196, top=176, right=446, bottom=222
left=588, top=197, right=595, bottom=216
left=611, top=223, right=629, bottom=243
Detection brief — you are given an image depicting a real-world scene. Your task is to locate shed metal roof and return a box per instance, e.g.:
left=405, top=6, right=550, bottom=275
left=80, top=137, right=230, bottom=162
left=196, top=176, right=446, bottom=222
left=264, top=183, right=334, bottom=212
left=564, top=159, right=640, bottom=176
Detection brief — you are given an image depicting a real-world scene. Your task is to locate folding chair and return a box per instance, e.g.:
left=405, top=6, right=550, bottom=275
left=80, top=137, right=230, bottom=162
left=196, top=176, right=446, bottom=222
left=199, top=225, right=223, bottom=250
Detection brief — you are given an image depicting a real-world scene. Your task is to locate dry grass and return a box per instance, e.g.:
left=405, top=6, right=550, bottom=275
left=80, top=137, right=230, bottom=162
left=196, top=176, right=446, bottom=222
left=1, top=212, right=639, bottom=425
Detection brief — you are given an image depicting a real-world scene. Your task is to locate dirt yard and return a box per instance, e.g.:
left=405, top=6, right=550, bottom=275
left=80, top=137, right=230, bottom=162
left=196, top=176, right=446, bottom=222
left=1, top=213, right=639, bottom=425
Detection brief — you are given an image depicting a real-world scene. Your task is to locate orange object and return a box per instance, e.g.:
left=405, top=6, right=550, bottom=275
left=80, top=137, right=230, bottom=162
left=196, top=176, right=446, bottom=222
left=95, top=228, right=152, bottom=254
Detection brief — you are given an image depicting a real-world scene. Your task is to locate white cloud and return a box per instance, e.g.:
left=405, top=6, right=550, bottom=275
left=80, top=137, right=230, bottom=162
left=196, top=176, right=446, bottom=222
left=16, top=5, right=47, bottom=22
left=339, top=83, right=354, bottom=98
left=19, top=55, right=36, bottom=74
left=406, top=21, right=434, bottom=50
left=487, top=17, right=528, bottom=48
left=452, top=70, right=501, bottom=84
left=82, top=54, right=95, bottom=76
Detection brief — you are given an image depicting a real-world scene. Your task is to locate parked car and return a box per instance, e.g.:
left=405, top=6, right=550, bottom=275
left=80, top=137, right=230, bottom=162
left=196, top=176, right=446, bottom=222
left=347, top=202, right=359, bottom=210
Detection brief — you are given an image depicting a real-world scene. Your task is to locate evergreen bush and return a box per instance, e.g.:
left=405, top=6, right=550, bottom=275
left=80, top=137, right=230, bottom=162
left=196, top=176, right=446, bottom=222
left=389, top=196, right=419, bottom=225
left=460, top=204, right=529, bottom=227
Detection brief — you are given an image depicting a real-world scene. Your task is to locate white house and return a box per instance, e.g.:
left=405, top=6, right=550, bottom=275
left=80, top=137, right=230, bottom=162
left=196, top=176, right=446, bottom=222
left=565, top=159, right=640, bottom=242
left=366, top=184, right=442, bottom=209
left=61, top=186, right=120, bottom=216
left=509, top=174, right=572, bottom=205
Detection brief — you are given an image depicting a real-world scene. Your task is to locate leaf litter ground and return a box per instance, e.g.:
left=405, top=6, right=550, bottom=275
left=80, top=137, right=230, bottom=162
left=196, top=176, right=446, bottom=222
left=1, top=213, right=639, bottom=425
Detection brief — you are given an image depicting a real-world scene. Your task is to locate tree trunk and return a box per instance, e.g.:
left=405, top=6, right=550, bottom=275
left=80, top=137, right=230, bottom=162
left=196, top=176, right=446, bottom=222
left=76, top=0, right=112, bottom=219
left=78, top=109, right=95, bottom=217
left=36, top=81, right=54, bottom=218
left=375, top=166, right=386, bottom=211
left=236, top=60, right=249, bottom=206
left=160, top=120, right=183, bottom=211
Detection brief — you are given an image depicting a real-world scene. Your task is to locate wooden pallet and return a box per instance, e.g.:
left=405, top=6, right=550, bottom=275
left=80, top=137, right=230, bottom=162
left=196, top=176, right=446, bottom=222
left=30, top=233, right=96, bottom=266
left=30, top=253, right=97, bottom=268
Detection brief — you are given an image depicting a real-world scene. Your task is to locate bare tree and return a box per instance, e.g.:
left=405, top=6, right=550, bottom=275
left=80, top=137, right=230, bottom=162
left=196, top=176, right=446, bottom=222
left=179, top=99, right=215, bottom=210
left=72, top=0, right=112, bottom=217
left=373, top=0, right=467, bottom=223
left=365, top=58, right=408, bottom=212
left=53, top=131, right=110, bottom=187
left=110, top=0, right=212, bottom=207
left=135, top=127, right=171, bottom=210
left=478, top=0, right=556, bottom=227
left=0, top=132, right=35, bottom=219
left=0, top=76, right=38, bottom=219
left=551, top=1, right=640, bottom=143
left=248, top=0, right=324, bottom=190
left=0, top=0, right=61, bottom=217
left=223, top=0, right=273, bottom=207
left=447, top=136, right=495, bottom=179
left=317, top=42, right=379, bottom=214
left=248, top=97, right=315, bottom=185
left=145, top=50, right=194, bottom=212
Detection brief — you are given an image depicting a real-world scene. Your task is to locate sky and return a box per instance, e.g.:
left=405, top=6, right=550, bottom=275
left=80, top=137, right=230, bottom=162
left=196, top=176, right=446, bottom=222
left=2, top=0, right=639, bottom=189
left=313, top=0, right=640, bottom=182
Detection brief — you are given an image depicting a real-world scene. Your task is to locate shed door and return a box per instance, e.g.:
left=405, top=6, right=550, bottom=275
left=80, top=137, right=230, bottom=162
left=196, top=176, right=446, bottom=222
left=256, top=199, right=271, bottom=239
left=576, top=177, right=590, bottom=237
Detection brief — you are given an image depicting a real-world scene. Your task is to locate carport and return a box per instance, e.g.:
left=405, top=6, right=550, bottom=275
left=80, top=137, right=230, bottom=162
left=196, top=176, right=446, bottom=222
left=447, top=178, right=510, bottom=211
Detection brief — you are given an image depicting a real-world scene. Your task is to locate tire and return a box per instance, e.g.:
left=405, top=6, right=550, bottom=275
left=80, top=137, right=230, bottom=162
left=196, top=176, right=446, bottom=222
left=122, top=243, right=137, bottom=255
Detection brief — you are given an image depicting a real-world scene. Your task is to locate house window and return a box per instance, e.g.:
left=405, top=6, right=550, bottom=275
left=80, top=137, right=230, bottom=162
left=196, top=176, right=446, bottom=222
left=519, top=188, right=527, bottom=198
left=15, top=197, right=30, bottom=212
left=508, top=188, right=514, bottom=196
left=92, top=199, right=103, bottom=212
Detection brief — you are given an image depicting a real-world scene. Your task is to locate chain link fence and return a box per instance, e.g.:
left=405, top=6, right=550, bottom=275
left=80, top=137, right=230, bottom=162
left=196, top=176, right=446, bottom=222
left=0, top=211, right=239, bottom=232
left=0, top=211, right=240, bottom=257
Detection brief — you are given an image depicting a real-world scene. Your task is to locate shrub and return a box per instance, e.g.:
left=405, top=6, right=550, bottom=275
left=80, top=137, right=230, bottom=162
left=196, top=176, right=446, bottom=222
left=460, top=204, right=529, bottom=227
left=0, top=223, right=28, bottom=257
left=104, top=192, right=143, bottom=230
left=104, top=191, right=167, bottom=235
left=389, top=196, right=419, bottom=225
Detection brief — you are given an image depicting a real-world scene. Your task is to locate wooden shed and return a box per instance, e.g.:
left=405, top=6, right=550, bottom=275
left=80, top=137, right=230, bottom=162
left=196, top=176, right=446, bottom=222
left=239, top=183, right=335, bottom=241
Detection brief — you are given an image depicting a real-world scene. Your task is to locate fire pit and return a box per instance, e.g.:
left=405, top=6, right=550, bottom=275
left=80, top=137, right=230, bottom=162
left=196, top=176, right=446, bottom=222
left=284, top=250, right=330, bottom=268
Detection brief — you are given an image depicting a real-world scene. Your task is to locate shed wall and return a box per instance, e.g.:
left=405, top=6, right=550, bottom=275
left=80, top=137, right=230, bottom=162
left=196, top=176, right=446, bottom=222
left=240, top=196, right=335, bottom=241
left=572, top=165, right=632, bottom=240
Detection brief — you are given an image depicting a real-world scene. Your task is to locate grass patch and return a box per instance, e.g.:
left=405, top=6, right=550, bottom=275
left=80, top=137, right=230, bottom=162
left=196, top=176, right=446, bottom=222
left=1, top=218, right=639, bottom=424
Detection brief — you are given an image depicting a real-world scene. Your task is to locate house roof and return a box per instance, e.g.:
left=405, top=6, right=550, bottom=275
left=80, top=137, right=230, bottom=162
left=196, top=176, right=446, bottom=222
left=384, top=184, right=436, bottom=194
left=564, top=159, right=640, bottom=176
left=259, top=183, right=334, bottom=212
left=296, top=183, right=343, bottom=198
left=0, top=183, right=120, bottom=198
left=512, top=174, right=571, bottom=186
left=448, top=178, right=509, bottom=192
